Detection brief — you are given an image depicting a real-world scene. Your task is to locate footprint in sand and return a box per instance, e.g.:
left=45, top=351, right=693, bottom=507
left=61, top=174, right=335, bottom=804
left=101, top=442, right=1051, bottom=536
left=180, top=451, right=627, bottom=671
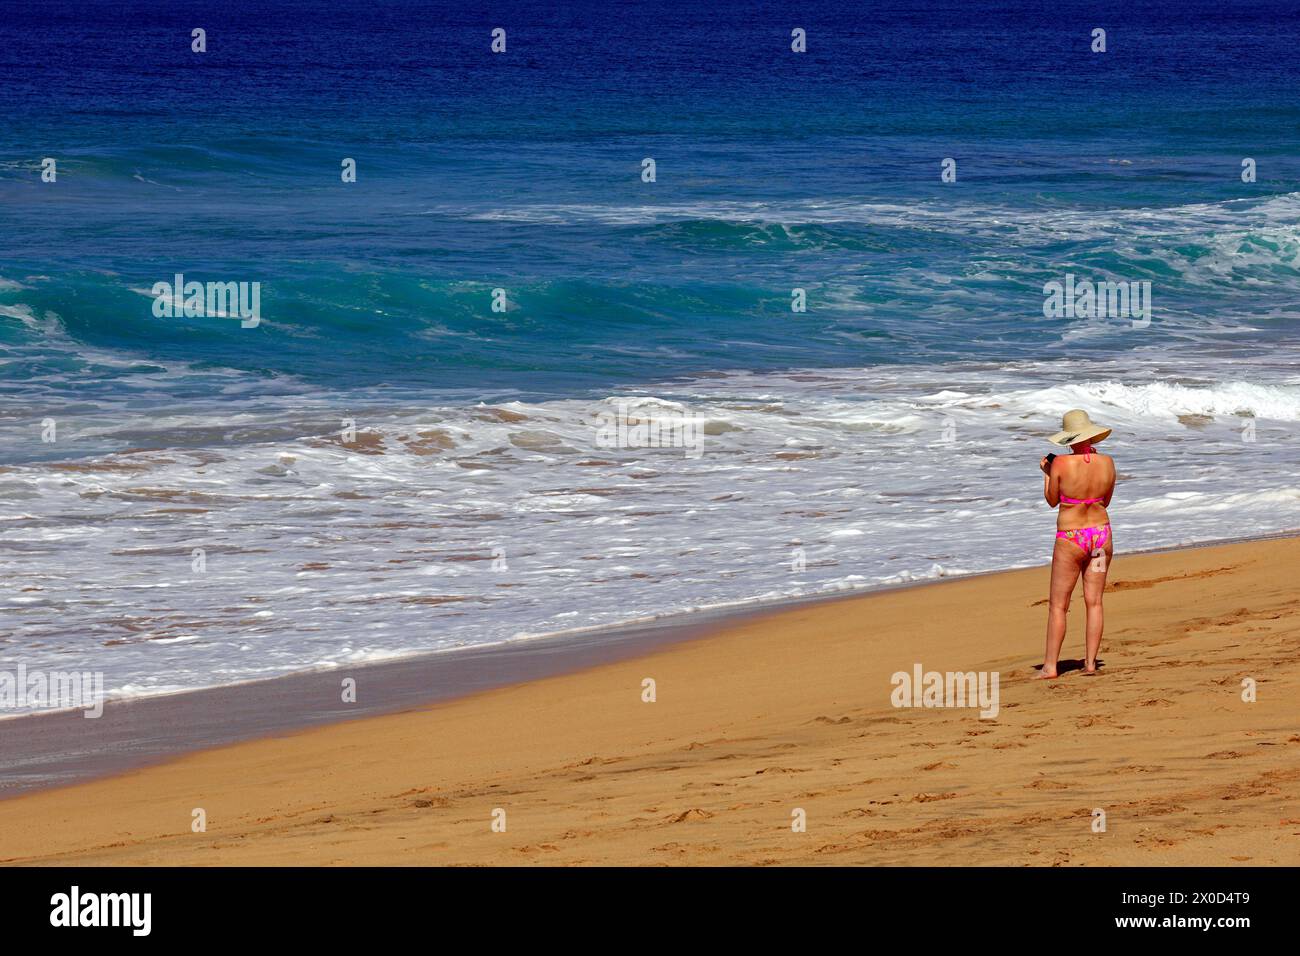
left=669, top=808, right=714, bottom=823
left=1076, top=715, right=1133, bottom=729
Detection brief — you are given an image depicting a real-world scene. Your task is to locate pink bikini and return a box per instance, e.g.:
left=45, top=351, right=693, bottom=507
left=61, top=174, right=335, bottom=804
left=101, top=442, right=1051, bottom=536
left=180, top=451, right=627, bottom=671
left=1055, top=448, right=1111, bottom=554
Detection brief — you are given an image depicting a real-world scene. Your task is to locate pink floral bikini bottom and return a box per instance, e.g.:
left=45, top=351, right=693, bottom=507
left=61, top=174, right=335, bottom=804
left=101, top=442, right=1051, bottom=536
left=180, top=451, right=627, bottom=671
left=1056, top=523, right=1111, bottom=555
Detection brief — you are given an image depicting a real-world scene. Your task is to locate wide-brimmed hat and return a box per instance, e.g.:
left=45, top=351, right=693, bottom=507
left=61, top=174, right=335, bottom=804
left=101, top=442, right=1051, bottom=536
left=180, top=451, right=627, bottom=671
left=1048, top=409, right=1112, bottom=446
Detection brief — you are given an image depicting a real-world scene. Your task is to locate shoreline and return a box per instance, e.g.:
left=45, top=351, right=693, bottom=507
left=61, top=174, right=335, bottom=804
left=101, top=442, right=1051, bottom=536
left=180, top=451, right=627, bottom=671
left=0, top=533, right=1297, bottom=864
left=3, top=526, right=1297, bottom=798
left=6, top=521, right=1297, bottom=715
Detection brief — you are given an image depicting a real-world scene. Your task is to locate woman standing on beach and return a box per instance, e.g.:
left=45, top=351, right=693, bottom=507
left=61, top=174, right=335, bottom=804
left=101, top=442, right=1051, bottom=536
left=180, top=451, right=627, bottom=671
left=1038, top=410, right=1116, bottom=679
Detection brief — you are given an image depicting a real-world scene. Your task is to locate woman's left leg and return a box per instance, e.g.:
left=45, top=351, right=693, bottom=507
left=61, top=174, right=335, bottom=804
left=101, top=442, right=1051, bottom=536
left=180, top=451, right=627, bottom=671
left=1080, top=534, right=1114, bottom=673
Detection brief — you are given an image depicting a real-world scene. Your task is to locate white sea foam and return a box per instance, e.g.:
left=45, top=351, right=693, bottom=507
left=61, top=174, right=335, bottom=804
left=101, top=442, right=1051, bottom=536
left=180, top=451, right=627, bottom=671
left=0, top=348, right=1297, bottom=712
left=461, top=191, right=1300, bottom=243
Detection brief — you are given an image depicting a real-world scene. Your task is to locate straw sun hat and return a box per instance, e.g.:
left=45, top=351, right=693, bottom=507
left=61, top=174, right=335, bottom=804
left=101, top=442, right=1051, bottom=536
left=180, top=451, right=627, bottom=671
left=1047, top=409, right=1112, bottom=447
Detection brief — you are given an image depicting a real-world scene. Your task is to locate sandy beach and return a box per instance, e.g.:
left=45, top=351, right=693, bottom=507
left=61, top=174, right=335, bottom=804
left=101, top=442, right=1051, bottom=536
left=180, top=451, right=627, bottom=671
left=1, top=535, right=1297, bottom=866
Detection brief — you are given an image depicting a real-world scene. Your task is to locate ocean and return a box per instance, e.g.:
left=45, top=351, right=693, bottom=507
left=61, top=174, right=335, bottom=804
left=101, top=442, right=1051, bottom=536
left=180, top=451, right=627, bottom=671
left=2, top=0, right=1299, bottom=710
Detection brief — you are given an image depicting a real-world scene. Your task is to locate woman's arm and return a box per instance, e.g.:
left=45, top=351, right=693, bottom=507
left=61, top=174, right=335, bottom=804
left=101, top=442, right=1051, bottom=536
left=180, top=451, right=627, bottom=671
left=1102, top=457, right=1116, bottom=507
left=1040, top=457, right=1060, bottom=507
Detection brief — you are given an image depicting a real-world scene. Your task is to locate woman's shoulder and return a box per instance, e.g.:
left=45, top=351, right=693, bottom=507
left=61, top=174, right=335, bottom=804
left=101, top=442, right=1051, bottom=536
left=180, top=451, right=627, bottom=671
left=1057, top=451, right=1115, bottom=470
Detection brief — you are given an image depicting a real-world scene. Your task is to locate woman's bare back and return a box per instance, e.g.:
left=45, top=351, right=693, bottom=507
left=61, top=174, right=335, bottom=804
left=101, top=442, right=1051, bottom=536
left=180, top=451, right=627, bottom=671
left=1049, top=452, right=1115, bottom=531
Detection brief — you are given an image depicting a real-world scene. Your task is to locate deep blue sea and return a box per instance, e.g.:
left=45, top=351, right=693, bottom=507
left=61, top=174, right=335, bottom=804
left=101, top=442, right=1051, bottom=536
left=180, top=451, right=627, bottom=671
left=2, top=0, right=1299, bottom=706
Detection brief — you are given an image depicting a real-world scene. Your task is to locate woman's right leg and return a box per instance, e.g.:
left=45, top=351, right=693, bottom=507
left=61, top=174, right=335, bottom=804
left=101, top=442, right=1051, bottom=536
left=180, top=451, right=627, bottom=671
left=1041, top=538, right=1084, bottom=678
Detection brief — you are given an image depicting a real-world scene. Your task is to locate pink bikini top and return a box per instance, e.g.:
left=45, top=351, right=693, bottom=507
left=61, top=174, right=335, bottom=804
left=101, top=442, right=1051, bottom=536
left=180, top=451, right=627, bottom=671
left=1059, top=445, right=1103, bottom=506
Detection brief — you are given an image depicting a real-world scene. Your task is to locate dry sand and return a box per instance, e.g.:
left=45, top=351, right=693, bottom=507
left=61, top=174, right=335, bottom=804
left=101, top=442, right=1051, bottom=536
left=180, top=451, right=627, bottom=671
left=2, top=536, right=1297, bottom=866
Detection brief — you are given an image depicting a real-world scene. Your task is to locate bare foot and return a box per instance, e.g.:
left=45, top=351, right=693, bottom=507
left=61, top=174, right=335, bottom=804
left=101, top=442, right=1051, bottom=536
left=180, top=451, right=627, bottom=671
left=1079, top=664, right=1099, bottom=676
left=1037, top=668, right=1059, bottom=680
